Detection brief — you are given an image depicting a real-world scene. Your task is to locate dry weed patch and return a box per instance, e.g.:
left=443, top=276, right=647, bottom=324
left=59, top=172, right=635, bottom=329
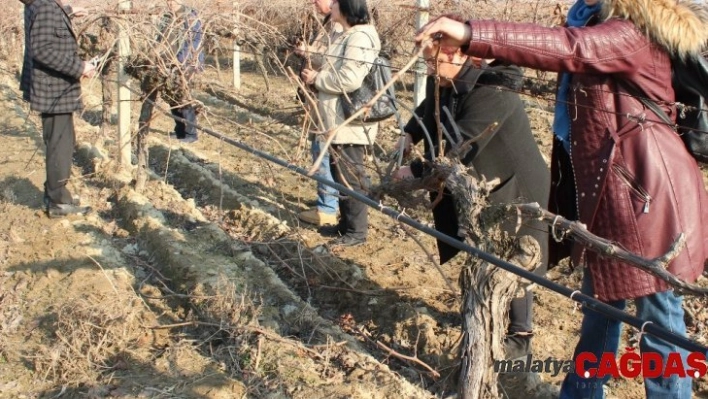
left=32, top=293, right=145, bottom=384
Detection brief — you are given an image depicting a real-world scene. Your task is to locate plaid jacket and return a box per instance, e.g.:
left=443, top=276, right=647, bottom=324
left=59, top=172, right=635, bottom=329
left=27, top=0, right=84, bottom=114
left=20, top=0, right=73, bottom=102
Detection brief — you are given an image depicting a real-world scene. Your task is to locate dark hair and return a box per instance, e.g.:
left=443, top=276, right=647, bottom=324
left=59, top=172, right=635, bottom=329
left=338, top=0, right=370, bottom=26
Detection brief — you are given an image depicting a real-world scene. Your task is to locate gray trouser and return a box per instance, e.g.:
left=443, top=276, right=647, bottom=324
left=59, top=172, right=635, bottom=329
left=41, top=113, right=75, bottom=205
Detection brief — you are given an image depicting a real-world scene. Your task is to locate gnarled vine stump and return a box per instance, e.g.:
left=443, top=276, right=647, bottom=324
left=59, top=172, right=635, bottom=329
left=444, top=162, right=542, bottom=399
left=458, top=236, right=540, bottom=398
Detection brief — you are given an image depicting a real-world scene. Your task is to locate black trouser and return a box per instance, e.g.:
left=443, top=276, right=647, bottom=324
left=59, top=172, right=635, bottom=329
left=41, top=113, right=75, bottom=205
left=171, top=105, right=197, bottom=138
left=139, top=86, right=197, bottom=139
left=508, top=290, right=533, bottom=334
left=330, top=144, right=369, bottom=239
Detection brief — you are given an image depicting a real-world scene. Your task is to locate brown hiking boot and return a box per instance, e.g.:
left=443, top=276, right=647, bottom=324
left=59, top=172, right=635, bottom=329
left=298, top=208, right=337, bottom=226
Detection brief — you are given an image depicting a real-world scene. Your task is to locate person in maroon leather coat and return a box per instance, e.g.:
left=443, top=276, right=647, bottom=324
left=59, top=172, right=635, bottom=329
left=416, top=0, right=708, bottom=397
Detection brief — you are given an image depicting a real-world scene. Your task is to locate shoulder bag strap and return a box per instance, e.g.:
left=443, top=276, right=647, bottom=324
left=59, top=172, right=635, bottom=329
left=619, top=80, right=675, bottom=128
left=347, top=31, right=396, bottom=103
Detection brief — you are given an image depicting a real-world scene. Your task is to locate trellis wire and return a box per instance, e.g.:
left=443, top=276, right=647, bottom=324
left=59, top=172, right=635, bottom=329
left=130, top=86, right=708, bottom=356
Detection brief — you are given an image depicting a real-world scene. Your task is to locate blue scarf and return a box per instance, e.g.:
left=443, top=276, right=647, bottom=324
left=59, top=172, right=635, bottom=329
left=553, top=1, right=602, bottom=152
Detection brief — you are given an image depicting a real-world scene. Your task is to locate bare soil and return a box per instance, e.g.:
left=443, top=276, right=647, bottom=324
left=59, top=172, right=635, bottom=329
left=0, top=49, right=707, bottom=399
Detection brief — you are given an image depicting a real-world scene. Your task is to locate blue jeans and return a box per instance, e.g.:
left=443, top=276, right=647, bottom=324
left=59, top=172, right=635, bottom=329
left=311, top=139, right=338, bottom=215
left=560, top=271, right=692, bottom=399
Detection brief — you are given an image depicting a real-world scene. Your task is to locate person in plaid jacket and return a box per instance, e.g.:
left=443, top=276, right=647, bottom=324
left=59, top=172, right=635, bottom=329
left=20, top=0, right=86, bottom=102
left=23, top=0, right=95, bottom=217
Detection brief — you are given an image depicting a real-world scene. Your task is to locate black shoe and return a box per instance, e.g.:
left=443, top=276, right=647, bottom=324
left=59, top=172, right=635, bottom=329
left=503, top=335, right=531, bottom=360
left=319, top=224, right=345, bottom=237
left=46, top=203, right=92, bottom=219
left=328, top=234, right=366, bottom=248
left=44, top=195, right=80, bottom=209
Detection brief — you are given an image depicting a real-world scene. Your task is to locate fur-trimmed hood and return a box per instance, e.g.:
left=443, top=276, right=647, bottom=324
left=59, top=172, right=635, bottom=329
left=601, top=0, right=708, bottom=57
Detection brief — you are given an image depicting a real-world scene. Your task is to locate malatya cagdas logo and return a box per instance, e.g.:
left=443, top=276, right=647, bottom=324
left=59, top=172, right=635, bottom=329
left=577, top=348, right=707, bottom=379
left=494, top=348, right=708, bottom=379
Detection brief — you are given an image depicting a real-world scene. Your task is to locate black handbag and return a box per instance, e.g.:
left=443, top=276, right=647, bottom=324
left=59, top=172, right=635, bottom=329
left=671, top=56, right=708, bottom=164
left=338, top=33, right=396, bottom=123
left=622, top=56, right=708, bottom=165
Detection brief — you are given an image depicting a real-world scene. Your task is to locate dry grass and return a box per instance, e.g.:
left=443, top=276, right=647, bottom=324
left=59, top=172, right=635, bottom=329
left=31, top=293, right=145, bottom=383
left=0, top=277, right=23, bottom=364
left=26, top=276, right=269, bottom=389
left=0, top=3, right=23, bottom=64
left=189, top=278, right=265, bottom=373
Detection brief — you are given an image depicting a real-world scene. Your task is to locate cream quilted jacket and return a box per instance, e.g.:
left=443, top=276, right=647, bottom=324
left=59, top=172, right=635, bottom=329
left=314, top=24, right=380, bottom=145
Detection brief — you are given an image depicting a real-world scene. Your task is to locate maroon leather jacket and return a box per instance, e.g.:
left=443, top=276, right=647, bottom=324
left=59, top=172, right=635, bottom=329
left=463, top=18, right=708, bottom=301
